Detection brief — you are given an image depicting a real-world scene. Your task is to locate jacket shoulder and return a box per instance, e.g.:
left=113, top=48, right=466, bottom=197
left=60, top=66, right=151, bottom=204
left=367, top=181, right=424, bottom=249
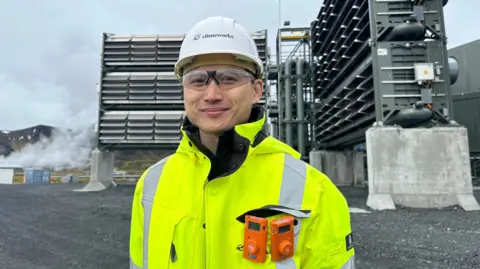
left=280, top=153, right=330, bottom=185
left=151, top=154, right=173, bottom=168
left=282, top=154, right=342, bottom=209
left=138, top=154, right=175, bottom=182
left=277, top=154, right=330, bottom=204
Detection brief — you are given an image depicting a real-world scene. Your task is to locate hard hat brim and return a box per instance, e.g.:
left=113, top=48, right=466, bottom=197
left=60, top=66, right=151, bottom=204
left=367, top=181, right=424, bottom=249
left=175, top=50, right=264, bottom=80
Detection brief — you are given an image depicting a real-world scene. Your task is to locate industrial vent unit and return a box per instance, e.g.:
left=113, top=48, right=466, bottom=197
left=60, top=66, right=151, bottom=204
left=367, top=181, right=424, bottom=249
left=97, top=31, right=268, bottom=150
left=310, top=0, right=456, bottom=149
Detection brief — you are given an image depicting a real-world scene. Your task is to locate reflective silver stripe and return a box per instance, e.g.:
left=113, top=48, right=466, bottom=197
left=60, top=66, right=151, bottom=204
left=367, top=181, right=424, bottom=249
left=340, top=255, right=356, bottom=269
left=275, top=154, right=307, bottom=269
left=130, top=258, right=142, bottom=269
left=141, top=156, right=170, bottom=269
left=279, top=154, right=307, bottom=208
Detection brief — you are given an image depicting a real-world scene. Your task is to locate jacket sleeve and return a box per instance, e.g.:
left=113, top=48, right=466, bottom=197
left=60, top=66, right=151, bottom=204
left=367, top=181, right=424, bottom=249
left=129, top=171, right=146, bottom=269
left=302, top=166, right=356, bottom=269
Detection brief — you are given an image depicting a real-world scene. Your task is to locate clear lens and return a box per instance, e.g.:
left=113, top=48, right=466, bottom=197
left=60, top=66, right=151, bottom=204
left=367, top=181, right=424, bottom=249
left=183, top=68, right=254, bottom=90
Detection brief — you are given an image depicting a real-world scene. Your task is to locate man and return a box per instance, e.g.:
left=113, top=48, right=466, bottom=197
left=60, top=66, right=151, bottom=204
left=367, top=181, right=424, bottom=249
left=129, top=16, right=355, bottom=269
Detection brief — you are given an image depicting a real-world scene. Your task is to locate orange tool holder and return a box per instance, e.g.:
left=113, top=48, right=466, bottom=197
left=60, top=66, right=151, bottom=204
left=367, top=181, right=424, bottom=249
left=270, top=216, right=295, bottom=261
left=243, top=215, right=268, bottom=263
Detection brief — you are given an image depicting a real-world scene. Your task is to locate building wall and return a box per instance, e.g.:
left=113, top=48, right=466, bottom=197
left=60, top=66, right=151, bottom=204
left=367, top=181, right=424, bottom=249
left=448, top=39, right=480, bottom=95
left=0, top=168, right=14, bottom=184
left=452, top=92, right=480, bottom=153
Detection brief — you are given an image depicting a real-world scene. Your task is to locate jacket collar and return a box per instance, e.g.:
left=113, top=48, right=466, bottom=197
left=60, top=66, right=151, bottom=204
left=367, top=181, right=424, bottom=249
left=178, top=105, right=267, bottom=155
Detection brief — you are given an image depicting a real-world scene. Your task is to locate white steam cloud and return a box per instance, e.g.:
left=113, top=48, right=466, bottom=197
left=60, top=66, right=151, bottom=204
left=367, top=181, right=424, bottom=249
left=0, top=126, right=96, bottom=170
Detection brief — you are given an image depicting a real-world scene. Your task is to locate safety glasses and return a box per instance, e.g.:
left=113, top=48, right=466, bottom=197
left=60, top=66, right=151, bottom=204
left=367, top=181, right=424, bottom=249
left=182, top=68, right=255, bottom=91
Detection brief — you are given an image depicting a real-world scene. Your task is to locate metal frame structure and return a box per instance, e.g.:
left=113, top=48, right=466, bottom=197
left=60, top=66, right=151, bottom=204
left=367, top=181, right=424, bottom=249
left=270, top=27, right=313, bottom=159
left=96, top=31, right=269, bottom=151
left=311, top=0, right=454, bottom=150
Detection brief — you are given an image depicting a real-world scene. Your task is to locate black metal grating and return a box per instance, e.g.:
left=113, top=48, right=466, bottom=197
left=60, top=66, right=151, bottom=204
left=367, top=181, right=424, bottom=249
left=310, top=0, right=372, bottom=148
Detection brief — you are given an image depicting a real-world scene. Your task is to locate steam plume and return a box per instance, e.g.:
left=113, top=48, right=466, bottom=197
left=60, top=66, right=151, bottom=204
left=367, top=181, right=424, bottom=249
left=0, top=125, right=96, bottom=170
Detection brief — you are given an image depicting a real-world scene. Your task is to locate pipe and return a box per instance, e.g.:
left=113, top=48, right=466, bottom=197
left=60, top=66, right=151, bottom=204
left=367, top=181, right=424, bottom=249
left=271, top=122, right=278, bottom=139
left=296, top=58, right=306, bottom=156
left=284, top=59, right=293, bottom=146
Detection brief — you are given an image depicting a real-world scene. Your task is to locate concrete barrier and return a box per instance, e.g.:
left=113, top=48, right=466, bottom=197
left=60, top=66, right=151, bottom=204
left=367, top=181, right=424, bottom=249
left=309, top=150, right=365, bottom=186
left=74, top=149, right=115, bottom=192
left=365, top=126, right=480, bottom=211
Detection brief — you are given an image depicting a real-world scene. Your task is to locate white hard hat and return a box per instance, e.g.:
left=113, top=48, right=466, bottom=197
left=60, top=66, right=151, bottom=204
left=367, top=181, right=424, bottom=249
left=174, top=16, right=264, bottom=80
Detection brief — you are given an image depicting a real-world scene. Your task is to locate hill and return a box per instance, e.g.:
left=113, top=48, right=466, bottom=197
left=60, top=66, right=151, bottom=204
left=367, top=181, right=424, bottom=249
left=0, top=125, right=54, bottom=157
left=0, top=125, right=171, bottom=172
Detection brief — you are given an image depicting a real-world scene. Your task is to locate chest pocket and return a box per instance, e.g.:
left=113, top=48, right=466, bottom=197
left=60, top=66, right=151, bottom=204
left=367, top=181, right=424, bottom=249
left=236, top=205, right=312, bottom=268
left=147, top=206, right=198, bottom=269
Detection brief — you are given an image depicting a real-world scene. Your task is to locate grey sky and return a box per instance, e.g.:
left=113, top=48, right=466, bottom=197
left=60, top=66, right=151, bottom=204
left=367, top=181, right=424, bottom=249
left=0, top=0, right=478, bottom=130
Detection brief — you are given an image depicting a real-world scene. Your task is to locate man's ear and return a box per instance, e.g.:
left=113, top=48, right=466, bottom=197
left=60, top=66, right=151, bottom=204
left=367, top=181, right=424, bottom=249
left=251, top=79, right=263, bottom=104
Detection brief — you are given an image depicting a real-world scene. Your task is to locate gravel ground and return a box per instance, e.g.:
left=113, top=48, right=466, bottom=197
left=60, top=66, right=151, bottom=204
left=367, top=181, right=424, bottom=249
left=341, top=187, right=480, bottom=269
left=0, top=184, right=132, bottom=269
left=0, top=183, right=479, bottom=269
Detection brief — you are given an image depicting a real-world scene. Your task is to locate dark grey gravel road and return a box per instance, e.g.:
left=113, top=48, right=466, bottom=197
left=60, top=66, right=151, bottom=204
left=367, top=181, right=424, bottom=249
left=0, top=183, right=479, bottom=269
left=340, top=187, right=480, bottom=269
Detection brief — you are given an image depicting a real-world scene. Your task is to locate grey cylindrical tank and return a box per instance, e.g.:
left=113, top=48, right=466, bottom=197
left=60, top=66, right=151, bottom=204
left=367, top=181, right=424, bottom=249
left=385, top=21, right=426, bottom=42
left=383, top=107, right=433, bottom=127
left=448, top=57, right=459, bottom=85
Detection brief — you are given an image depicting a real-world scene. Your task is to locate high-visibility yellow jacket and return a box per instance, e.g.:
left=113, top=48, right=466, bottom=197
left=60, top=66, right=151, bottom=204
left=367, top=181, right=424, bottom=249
left=129, top=107, right=355, bottom=269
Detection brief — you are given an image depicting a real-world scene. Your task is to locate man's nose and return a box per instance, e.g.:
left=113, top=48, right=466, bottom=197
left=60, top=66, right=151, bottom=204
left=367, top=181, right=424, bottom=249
left=203, top=80, right=223, bottom=101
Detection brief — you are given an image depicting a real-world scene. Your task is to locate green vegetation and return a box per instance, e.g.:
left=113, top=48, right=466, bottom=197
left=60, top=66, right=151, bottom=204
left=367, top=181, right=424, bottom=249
left=115, top=159, right=157, bottom=173
left=12, top=174, right=24, bottom=184
left=114, top=150, right=173, bottom=173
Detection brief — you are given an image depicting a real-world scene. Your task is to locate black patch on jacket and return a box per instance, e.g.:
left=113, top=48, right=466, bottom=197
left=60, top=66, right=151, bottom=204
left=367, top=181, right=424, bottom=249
left=345, top=233, right=354, bottom=251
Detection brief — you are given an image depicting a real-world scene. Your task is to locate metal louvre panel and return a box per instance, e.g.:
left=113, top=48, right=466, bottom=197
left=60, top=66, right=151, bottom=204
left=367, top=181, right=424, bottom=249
left=103, top=31, right=268, bottom=67
left=99, top=111, right=185, bottom=144
left=101, top=72, right=182, bottom=104
left=103, top=34, right=183, bottom=67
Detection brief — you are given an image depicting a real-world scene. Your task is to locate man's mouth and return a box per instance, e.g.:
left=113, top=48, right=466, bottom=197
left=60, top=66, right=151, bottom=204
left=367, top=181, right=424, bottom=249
left=201, top=108, right=229, bottom=117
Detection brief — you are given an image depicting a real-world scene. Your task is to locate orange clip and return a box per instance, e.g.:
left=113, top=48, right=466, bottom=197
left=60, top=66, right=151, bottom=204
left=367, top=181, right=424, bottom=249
left=270, top=216, right=295, bottom=261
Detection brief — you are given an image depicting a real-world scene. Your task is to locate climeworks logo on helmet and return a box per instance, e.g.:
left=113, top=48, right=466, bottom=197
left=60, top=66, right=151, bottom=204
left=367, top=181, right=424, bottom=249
left=193, top=33, right=234, bottom=40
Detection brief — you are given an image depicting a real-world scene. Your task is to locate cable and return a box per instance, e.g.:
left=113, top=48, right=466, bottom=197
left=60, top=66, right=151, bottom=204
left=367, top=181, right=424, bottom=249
left=424, top=80, right=434, bottom=112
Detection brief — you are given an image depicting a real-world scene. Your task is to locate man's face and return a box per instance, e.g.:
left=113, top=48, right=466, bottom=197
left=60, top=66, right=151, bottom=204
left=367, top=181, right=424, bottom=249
left=182, top=59, right=263, bottom=135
